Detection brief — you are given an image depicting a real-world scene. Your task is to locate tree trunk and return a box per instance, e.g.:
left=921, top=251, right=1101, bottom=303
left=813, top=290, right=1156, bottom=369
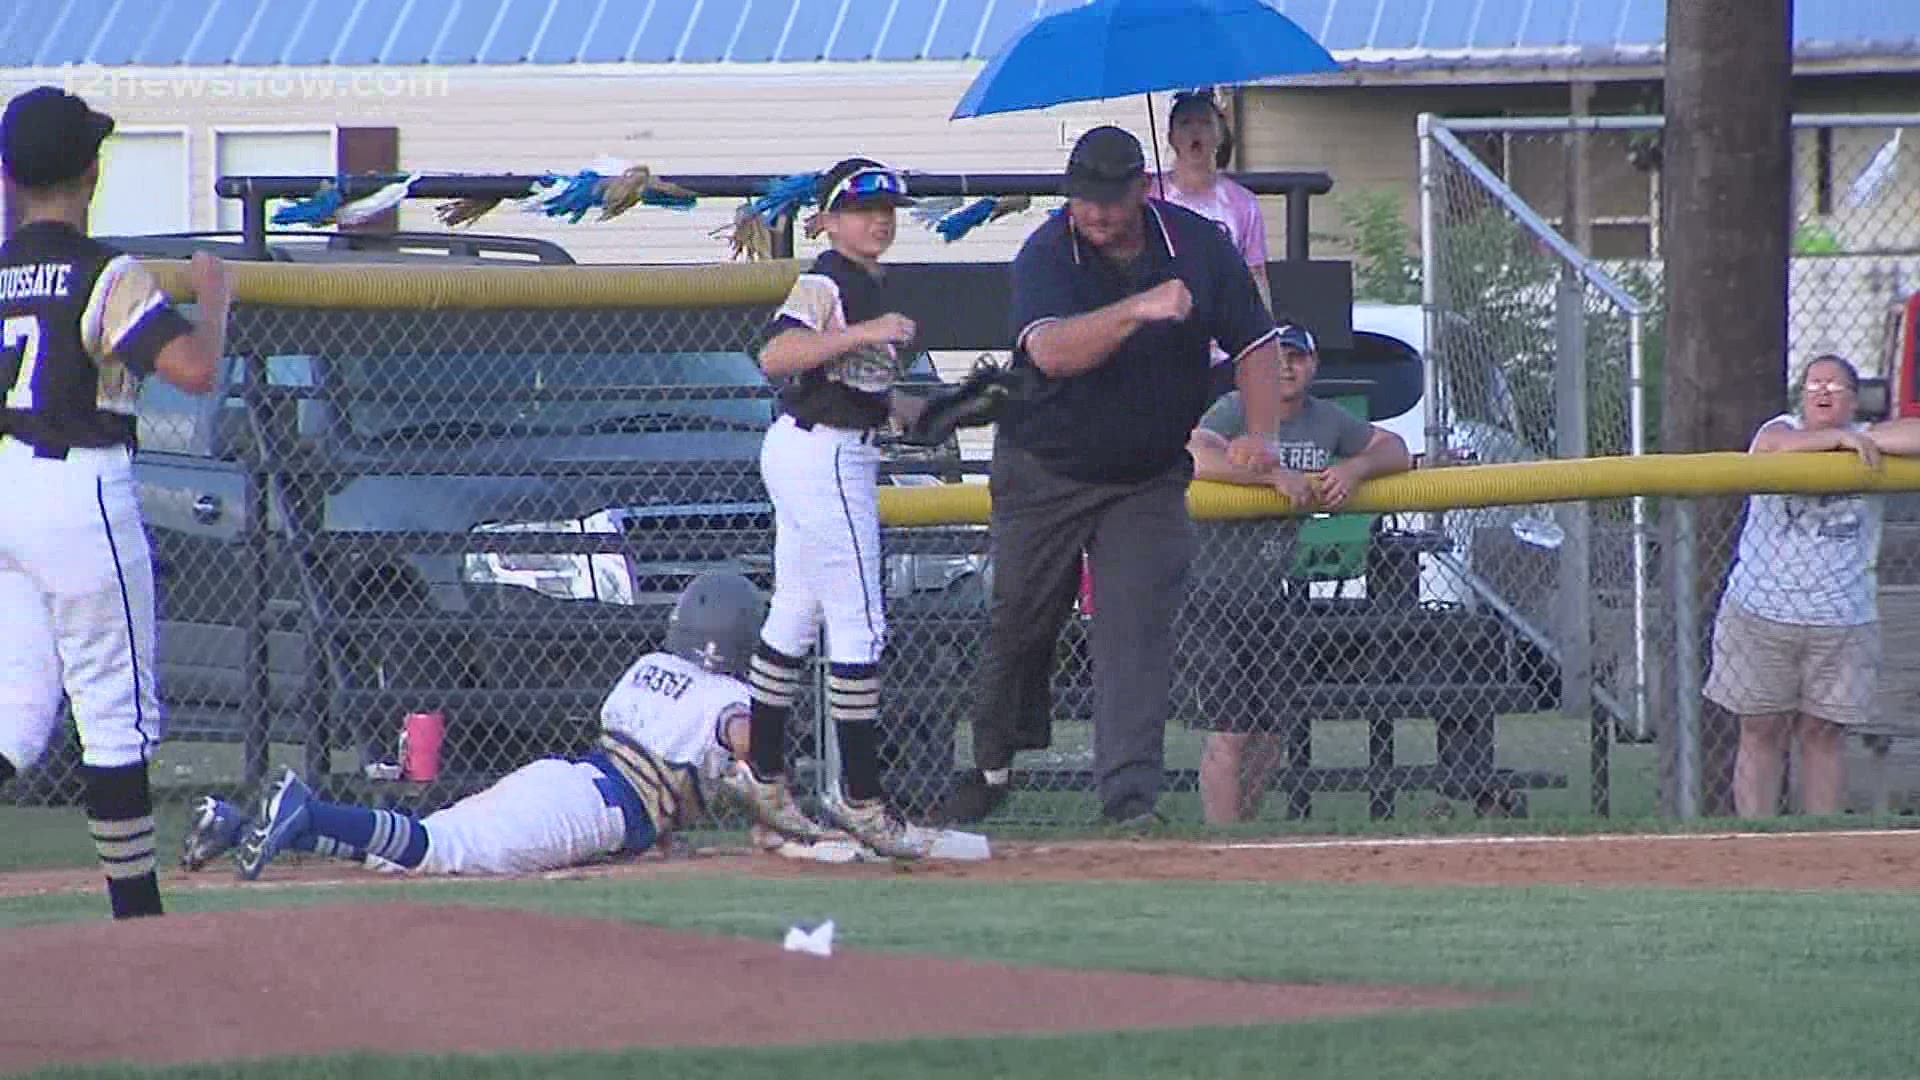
left=1658, top=0, right=1795, bottom=816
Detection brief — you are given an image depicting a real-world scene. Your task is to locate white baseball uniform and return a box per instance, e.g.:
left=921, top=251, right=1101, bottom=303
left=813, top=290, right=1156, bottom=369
left=0, top=232, right=192, bottom=774
left=757, top=250, right=899, bottom=665
left=407, top=651, right=748, bottom=875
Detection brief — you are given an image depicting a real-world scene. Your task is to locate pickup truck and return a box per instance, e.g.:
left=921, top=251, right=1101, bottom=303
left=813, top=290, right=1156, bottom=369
left=8, top=230, right=982, bottom=815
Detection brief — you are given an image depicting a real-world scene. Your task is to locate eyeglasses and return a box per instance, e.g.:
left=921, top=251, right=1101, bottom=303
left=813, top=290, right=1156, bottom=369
left=825, top=167, right=909, bottom=208
left=1802, top=380, right=1854, bottom=394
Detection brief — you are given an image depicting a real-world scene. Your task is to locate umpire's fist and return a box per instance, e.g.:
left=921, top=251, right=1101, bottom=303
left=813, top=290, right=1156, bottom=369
left=1128, top=279, right=1193, bottom=323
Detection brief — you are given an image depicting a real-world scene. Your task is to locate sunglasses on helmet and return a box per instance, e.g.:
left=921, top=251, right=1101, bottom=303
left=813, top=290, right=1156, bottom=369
left=825, top=166, right=913, bottom=209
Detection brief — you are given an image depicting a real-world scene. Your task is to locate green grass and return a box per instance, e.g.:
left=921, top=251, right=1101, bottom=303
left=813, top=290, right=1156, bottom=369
left=7, top=871, right=1920, bottom=1079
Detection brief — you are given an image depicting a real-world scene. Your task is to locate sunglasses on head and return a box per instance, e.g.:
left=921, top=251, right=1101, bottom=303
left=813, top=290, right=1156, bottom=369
left=826, top=167, right=909, bottom=208
left=1170, top=89, right=1220, bottom=114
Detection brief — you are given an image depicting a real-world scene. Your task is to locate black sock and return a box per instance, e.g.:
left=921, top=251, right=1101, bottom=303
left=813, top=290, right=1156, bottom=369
left=830, top=662, right=884, bottom=802
left=0, top=754, right=15, bottom=789
left=82, top=763, right=163, bottom=920
left=747, top=640, right=806, bottom=782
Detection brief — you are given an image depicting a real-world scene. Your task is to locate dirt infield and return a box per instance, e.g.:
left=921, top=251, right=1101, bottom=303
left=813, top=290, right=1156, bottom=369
left=4, top=828, right=1920, bottom=902
left=3, top=829, right=1917, bottom=1072
left=0, top=903, right=1491, bottom=1074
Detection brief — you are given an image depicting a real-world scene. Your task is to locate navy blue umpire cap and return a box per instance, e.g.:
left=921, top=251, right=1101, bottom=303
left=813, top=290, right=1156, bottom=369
left=2, top=86, right=114, bottom=189
left=1277, top=324, right=1318, bottom=354
left=1063, top=125, right=1147, bottom=202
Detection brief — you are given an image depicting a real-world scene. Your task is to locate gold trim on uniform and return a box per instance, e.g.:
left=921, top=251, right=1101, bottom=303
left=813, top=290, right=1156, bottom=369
left=80, top=254, right=168, bottom=415
left=598, top=732, right=701, bottom=832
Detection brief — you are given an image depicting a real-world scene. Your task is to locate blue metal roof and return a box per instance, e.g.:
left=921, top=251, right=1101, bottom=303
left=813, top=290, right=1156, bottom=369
left=6, top=0, right=1918, bottom=68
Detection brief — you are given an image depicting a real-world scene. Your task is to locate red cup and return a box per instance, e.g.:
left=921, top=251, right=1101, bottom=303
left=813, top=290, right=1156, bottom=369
left=1077, top=553, right=1094, bottom=617
left=400, top=711, right=445, bottom=781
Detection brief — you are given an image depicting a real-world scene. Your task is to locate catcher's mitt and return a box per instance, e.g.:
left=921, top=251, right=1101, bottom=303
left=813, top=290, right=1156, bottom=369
left=896, top=357, right=1033, bottom=448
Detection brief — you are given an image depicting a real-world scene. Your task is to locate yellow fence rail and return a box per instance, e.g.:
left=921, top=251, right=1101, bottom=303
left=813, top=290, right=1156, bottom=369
left=878, top=452, right=1920, bottom=526
left=144, top=258, right=805, bottom=310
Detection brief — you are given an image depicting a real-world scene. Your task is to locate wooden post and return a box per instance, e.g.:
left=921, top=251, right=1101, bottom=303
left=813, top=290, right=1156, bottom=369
left=1660, top=0, right=1795, bottom=816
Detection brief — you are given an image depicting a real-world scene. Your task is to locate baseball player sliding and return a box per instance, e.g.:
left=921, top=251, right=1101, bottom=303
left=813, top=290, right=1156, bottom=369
left=181, top=573, right=896, bottom=879
left=0, top=87, right=231, bottom=921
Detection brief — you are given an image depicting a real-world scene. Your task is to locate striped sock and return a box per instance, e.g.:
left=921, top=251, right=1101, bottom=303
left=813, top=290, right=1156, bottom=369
left=747, top=641, right=806, bottom=782
left=296, top=801, right=429, bottom=868
left=310, top=836, right=367, bottom=861
left=82, top=763, right=162, bottom=920
left=829, top=662, right=884, bottom=802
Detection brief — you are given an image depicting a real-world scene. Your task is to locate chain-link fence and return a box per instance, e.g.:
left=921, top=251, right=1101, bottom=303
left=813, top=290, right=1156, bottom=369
left=6, top=284, right=1919, bottom=840
left=1416, top=110, right=1920, bottom=823
left=8, top=132, right=1920, bottom=863
left=1421, top=113, right=1920, bottom=448
left=1418, top=113, right=1656, bottom=777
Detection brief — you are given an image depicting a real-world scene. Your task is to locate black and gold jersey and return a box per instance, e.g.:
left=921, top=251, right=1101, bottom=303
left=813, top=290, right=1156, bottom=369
left=0, top=221, right=194, bottom=455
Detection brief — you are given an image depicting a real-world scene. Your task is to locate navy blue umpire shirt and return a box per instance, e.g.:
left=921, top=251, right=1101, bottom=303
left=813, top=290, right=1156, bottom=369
left=998, top=198, right=1278, bottom=486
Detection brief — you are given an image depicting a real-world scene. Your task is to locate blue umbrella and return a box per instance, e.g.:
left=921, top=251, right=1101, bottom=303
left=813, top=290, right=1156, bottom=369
left=951, top=0, right=1339, bottom=120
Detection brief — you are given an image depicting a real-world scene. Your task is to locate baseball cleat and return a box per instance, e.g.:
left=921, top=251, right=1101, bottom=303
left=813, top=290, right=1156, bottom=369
left=235, top=768, right=315, bottom=881
left=180, top=796, right=251, bottom=872
left=721, top=761, right=831, bottom=842
left=821, top=795, right=933, bottom=860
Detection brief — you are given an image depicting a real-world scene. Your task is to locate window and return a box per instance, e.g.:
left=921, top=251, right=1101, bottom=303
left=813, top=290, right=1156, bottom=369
left=215, top=129, right=336, bottom=232
left=1462, top=129, right=1657, bottom=260
left=93, top=131, right=189, bottom=236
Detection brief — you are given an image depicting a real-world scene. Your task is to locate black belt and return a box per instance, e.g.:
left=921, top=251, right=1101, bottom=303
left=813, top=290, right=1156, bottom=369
left=0, top=414, right=136, bottom=460
left=790, top=415, right=877, bottom=443
left=0, top=432, right=72, bottom=460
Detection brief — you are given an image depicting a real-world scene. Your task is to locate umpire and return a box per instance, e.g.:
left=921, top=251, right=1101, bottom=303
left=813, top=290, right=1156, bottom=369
left=937, top=126, right=1285, bottom=826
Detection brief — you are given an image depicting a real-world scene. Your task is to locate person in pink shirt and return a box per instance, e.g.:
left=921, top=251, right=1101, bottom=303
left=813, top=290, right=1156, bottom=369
left=1155, top=89, right=1272, bottom=318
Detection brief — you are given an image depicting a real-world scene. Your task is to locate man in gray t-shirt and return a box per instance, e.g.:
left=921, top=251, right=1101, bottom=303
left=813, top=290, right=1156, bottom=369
left=1183, top=324, right=1412, bottom=824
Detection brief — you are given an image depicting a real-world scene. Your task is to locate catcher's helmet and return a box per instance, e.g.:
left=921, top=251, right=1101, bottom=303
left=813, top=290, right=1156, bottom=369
left=665, top=571, right=767, bottom=677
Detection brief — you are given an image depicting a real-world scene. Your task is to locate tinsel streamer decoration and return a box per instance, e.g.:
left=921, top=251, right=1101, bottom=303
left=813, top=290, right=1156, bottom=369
left=436, top=196, right=503, bottom=228
left=718, top=172, right=823, bottom=260
left=270, top=179, right=346, bottom=226
left=601, top=166, right=699, bottom=217
left=335, top=173, right=421, bottom=225
left=933, top=194, right=1034, bottom=241
left=714, top=202, right=775, bottom=261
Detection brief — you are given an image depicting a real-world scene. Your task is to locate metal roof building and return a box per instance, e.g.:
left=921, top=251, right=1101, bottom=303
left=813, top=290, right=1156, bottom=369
left=5, top=0, right=1917, bottom=73
left=2, top=1, right=1913, bottom=263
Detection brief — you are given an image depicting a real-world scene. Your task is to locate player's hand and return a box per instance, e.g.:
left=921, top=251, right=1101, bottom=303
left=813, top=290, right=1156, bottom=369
left=858, top=313, right=917, bottom=347
left=189, top=251, right=232, bottom=307
left=1836, top=429, right=1883, bottom=471
left=1128, top=279, right=1193, bottom=323
left=1313, top=462, right=1360, bottom=508
left=1271, top=468, right=1318, bottom=509
left=1225, top=434, right=1279, bottom=473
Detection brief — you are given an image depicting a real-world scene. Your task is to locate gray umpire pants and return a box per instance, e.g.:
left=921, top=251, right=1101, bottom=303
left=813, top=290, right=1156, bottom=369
left=969, top=434, right=1195, bottom=815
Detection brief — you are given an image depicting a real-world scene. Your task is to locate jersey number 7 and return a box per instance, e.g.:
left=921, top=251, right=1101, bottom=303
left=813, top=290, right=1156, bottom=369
left=2, top=314, right=43, bottom=410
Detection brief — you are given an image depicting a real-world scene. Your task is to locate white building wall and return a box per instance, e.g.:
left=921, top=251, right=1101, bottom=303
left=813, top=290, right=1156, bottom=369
left=3, top=63, right=1192, bottom=267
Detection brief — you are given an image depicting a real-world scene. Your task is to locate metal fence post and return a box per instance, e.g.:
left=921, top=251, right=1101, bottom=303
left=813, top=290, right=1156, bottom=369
left=1672, top=499, right=1703, bottom=819
left=1416, top=113, right=1448, bottom=467
left=1629, top=313, right=1653, bottom=740
left=239, top=353, right=272, bottom=791
left=1555, top=269, right=1594, bottom=723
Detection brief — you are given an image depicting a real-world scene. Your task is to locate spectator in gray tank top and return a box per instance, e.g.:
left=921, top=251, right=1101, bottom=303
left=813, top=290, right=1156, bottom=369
left=1704, top=355, right=1920, bottom=817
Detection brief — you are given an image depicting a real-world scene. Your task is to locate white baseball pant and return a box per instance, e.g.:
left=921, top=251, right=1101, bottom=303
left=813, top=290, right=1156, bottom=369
left=414, top=758, right=632, bottom=875
left=757, top=414, right=885, bottom=665
left=0, top=441, right=162, bottom=771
